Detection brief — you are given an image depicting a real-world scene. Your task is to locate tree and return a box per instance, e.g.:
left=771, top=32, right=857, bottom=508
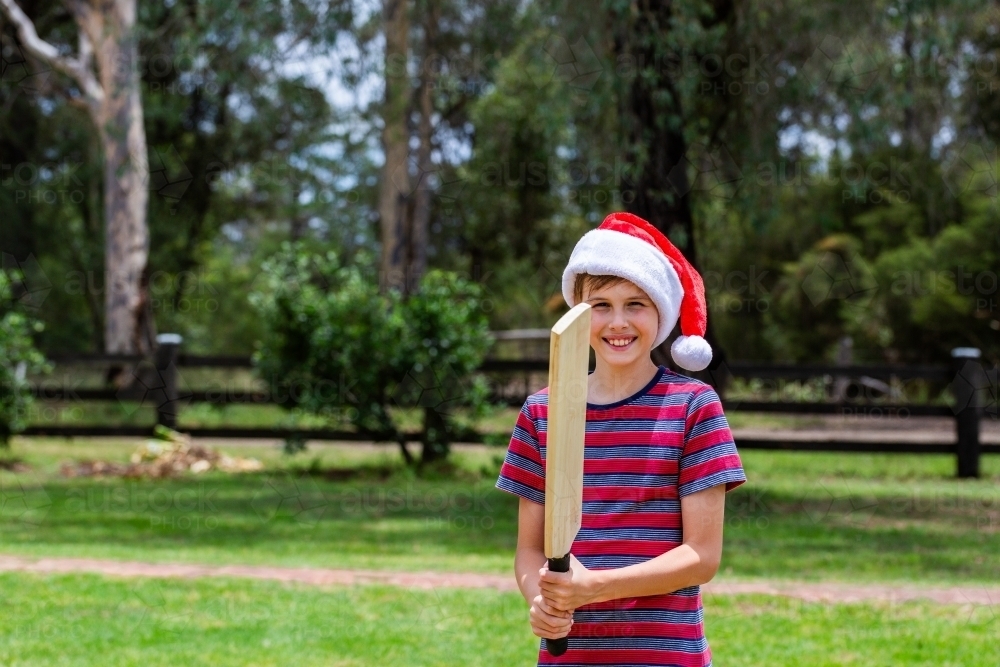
left=378, top=0, right=412, bottom=295
left=1, top=0, right=355, bottom=356
left=1, top=0, right=154, bottom=358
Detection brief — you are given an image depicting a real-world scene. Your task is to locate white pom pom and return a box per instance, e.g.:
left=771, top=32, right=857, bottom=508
left=670, top=335, right=713, bottom=372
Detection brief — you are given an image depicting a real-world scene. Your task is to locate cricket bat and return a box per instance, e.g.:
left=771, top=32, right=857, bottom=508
left=544, top=302, right=592, bottom=657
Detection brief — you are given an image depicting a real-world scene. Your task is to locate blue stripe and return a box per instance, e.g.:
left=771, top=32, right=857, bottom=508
left=576, top=527, right=682, bottom=541
left=679, top=468, right=747, bottom=498
left=574, top=607, right=703, bottom=624
left=581, top=499, right=681, bottom=514
left=585, top=446, right=681, bottom=459
left=495, top=476, right=544, bottom=505
left=505, top=449, right=544, bottom=478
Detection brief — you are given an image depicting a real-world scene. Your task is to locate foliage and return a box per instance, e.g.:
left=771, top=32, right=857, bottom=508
left=0, top=270, right=50, bottom=445
left=0, top=0, right=356, bottom=354
left=3, top=0, right=999, bottom=369
left=249, top=242, right=495, bottom=464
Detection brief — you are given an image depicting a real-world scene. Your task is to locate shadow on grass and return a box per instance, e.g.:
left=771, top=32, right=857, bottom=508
left=2, top=451, right=998, bottom=582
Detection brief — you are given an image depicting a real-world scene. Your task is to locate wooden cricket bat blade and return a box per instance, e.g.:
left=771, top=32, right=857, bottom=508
left=543, top=302, right=591, bottom=657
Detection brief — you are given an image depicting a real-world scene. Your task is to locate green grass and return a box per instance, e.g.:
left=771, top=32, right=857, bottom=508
left=0, top=572, right=995, bottom=666
left=21, top=399, right=832, bottom=432
left=2, top=438, right=999, bottom=584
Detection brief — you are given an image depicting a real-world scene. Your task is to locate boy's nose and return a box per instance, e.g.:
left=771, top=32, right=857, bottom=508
left=610, top=308, right=630, bottom=328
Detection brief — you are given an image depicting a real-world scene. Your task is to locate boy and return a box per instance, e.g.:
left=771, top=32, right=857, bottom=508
left=496, top=211, right=747, bottom=666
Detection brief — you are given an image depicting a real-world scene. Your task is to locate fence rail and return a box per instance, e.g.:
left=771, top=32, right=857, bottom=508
left=23, top=335, right=995, bottom=478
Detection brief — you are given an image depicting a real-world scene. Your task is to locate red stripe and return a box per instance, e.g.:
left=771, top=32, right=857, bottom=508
left=540, top=648, right=710, bottom=666
left=582, top=512, right=681, bottom=529
left=498, top=462, right=543, bottom=493
left=585, top=458, right=679, bottom=475
left=571, top=621, right=706, bottom=640
left=571, top=540, right=681, bottom=557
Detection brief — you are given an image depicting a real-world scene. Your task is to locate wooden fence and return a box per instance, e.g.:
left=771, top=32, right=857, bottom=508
left=20, top=333, right=996, bottom=478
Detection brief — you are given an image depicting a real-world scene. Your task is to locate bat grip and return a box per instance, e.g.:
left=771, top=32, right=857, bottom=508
left=545, top=554, right=572, bottom=657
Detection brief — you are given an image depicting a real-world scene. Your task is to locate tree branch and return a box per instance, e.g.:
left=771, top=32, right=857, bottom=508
left=0, top=0, right=104, bottom=106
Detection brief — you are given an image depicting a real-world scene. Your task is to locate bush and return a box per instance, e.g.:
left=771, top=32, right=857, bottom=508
left=0, top=270, right=49, bottom=445
left=249, top=242, right=495, bottom=465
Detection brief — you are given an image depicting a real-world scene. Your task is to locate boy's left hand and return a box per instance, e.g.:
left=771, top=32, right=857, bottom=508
left=538, top=554, right=601, bottom=612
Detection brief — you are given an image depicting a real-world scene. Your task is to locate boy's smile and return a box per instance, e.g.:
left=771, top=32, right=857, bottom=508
left=602, top=335, right=636, bottom=350
left=583, top=279, right=661, bottom=399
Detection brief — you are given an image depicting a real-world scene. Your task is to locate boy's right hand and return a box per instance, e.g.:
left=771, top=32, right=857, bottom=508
left=529, top=593, right=573, bottom=640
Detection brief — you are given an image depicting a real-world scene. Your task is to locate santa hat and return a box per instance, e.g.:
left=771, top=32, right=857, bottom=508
left=561, top=211, right=713, bottom=372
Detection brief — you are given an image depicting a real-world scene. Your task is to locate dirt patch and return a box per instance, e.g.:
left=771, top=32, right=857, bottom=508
left=0, top=555, right=996, bottom=606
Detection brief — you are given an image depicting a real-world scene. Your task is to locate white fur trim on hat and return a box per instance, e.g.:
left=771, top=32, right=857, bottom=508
left=561, top=228, right=683, bottom=349
left=671, top=334, right=713, bottom=371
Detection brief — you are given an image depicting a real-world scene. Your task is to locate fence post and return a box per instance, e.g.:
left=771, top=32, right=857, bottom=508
left=950, top=347, right=982, bottom=479
left=154, top=333, right=183, bottom=430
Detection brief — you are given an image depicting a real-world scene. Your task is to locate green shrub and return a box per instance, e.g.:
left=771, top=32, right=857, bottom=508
left=249, top=242, right=495, bottom=465
left=0, top=270, right=49, bottom=445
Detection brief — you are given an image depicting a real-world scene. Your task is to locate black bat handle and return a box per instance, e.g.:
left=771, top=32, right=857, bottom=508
left=545, top=554, right=572, bottom=657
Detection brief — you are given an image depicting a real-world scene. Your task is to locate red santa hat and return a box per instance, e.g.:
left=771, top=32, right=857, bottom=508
left=561, top=211, right=713, bottom=372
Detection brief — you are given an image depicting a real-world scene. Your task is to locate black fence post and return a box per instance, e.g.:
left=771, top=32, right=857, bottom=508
left=950, top=347, right=982, bottom=479
left=154, top=333, right=183, bottom=430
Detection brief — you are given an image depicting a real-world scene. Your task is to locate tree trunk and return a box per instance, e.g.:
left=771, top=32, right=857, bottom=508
left=420, top=405, right=450, bottom=465
left=409, top=0, right=438, bottom=289
left=610, top=0, right=732, bottom=378
left=1, top=0, right=155, bottom=358
left=410, top=0, right=437, bottom=294
left=74, top=0, right=154, bottom=356
left=97, top=8, right=153, bottom=355
left=378, top=0, right=411, bottom=295
left=612, top=0, right=696, bottom=263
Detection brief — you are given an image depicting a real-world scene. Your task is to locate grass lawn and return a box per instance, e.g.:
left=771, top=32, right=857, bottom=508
left=1, top=438, right=999, bottom=584
left=0, top=572, right=995, bottom=666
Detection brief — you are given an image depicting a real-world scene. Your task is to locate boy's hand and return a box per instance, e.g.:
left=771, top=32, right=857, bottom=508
left=538, top=554, right=601, bottom=612
left=529, top=593, right=573, bottom=640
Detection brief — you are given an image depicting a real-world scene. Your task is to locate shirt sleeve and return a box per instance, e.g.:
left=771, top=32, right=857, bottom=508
left=495, top=398, right=545, bottom=505
left=678, top=385, right=747, bottom=498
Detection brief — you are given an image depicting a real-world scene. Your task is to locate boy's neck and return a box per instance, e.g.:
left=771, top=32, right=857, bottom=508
left=588, top=357, right=661, bottom=404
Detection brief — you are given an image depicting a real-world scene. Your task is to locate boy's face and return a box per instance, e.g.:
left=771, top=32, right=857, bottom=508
left=582, top=279, right=659, bottom=368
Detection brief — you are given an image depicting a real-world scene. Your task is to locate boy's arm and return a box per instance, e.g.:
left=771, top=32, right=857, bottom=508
left=539, top=483, right=726, bottom=610
left=514, top=497, right=547, bottom=603
left=514, top=497, right=575, bottom=639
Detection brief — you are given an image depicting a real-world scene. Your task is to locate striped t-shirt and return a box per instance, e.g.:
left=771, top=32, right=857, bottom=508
left=496, top=365, right=747, bottom=667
